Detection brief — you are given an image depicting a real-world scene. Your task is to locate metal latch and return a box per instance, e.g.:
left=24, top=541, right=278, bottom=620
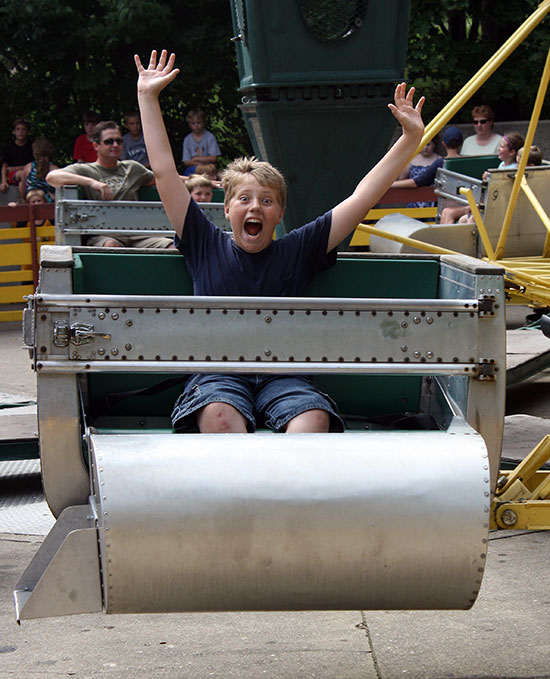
left=476, top=358, right=497, bottom=381
left=70, top=212, right=95, bottom=223
left=53, top=320, right=111, bottom=347
left=478, top=296, right=496, bottom=316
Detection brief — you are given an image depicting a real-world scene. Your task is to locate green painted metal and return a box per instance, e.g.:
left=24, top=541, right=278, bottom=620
left=73, top=253, right=193, bottom=295
left=230, top=0, right=410, bottom=89
left=230, top=1, right=411, bottom=236
left=0, top=440, right=39, bottom=461
left=74, top=253, right=439, bottom=425
left=444, top=155, right=499, bottom=180
left=73, top=253, right=438, bottom=299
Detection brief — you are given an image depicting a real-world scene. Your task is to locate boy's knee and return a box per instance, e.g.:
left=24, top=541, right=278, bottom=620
left=103, top=238, right=123, bottom=248
left=197, top=402, right=248, bottom=433
left=285, top=408, right=330, bottom=433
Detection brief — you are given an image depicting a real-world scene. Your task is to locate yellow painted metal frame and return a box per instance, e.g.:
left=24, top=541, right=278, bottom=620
left=358, top=4, right=550, bottom=309
left=0, top=223, right=55, bottom=322
left=360, top=4, right=550, bottom=531
left=350, top=206, right=437, bottom=246
left=491, top=436, right=550, bottom=530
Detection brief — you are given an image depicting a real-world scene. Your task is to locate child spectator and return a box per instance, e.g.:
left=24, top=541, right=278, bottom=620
left=516, top=145, right=543, bottom=166
left=195, top=162, right=222, bottom=188
left=186, top=174, right=213, bottom=202
left=182, top=108, right=220, bottom=176
left=19, top=137, right=59, bottom=202
left=1, top=118, right=34, bottom=192
left=73, top=111, right=101, bottom=163
left=121, top=110, right=150, bottom=167
left=20, top=188, right=55, bottom=227
left=8, top=189, right=54, bottom=259
left=136, top=50, right=424, bottom=435
left=495, top=132, right=524, bottom=170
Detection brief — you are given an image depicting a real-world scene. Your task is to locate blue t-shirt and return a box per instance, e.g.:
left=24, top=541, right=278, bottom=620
left=176, top=200, right=336, bottom=296
left=412, top=157, right=444, bottom=187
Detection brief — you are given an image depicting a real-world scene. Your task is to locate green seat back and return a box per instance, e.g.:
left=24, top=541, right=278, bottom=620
left=74, top=253, right=439, bottom=424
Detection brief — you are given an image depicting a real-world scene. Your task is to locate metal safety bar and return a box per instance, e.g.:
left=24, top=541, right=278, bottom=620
left=30, top=292, right=500, bottom=381
left=33, top=292, right=487, bottom=313
left=56, top=191, right=228, bottom=245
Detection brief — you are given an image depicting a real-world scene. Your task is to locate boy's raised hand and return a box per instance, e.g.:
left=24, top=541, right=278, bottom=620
left=388, top=82, right=425, bottom=136
left=135, top=49, right=180, bottom=97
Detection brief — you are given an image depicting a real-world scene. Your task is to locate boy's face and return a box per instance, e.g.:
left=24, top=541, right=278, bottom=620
left=84, top=121, right=97, bottom=137
left=125, top=115, right=142, bottom=137
left=28, top=194, right=45, bottom=206
left=191, top=186, right=213, bottom=203
left=188, top=116, right=205, bottom=135
left=14, top=124, right=29, bottom=141
left=225, top=175, right=284, bottom=253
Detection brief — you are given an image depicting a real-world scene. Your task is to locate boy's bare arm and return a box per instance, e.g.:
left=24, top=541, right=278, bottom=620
left=136, top=50, right=190, bottom=238
left=328, top=84, right=424, bottom=252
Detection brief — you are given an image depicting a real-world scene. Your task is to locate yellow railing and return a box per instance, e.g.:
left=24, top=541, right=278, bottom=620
left=0, top=205, right=55, bottom=322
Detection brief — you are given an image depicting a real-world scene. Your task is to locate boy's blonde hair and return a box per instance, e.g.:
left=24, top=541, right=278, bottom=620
left=186, top=108, right=205, bottom=122
left=195, top=162, right=217, bottom=178
left=186, top=174, right=213, bottom=192
left=222, top=157, right=286, bottom=208
left=26, top=188, right=47, bottom=202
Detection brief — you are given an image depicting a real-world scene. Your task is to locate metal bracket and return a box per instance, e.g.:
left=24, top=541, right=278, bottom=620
left=477, top=296, right=496, bottom=316
left=53, top=320, right=112, bottom=347
left=476, top=358, right=497, bottom=381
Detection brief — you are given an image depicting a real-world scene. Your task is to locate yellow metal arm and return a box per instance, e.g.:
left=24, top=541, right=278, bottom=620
left=458, top=187, right=496, bottom=260
left=491, top=436, right=550, bottom=530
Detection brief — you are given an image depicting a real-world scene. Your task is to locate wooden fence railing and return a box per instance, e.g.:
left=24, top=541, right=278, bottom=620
left=0, top=203, right=55, bottom=322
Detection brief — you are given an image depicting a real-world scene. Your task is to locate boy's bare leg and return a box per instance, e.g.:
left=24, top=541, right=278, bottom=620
left=285, top=409, right=330, bottom=433
left=197, top=402, right=248, bottom=433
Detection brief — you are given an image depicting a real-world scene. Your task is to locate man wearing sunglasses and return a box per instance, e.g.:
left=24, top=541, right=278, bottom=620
left=47, top=120, right=175, bottom=247
left=461, top=105, right=502, bottom=156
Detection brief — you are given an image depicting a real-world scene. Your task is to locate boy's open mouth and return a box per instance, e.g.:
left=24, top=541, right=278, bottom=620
left=244, top=219, right=262, bottom=237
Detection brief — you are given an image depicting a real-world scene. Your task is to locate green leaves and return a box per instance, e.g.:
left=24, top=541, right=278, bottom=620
left=0, top=0, right=250, bottom=167
left=406, top=0, right=550, bottom=122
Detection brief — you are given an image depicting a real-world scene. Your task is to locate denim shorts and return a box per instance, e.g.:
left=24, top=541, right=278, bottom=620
left=171, top=374, right=344, bottom=433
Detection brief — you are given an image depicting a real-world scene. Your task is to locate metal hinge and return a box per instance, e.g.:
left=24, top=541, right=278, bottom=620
left=53, top=320, right=111, bottom=347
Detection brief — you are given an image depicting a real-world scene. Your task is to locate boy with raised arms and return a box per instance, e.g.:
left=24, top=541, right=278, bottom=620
left=135, top=49, right=425, bottom=435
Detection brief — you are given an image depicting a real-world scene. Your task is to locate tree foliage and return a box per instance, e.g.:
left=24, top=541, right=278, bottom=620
left=0, top=0, right=252, bottom=166
left=406, top=0, right=550, bottom=123
left=1, top=1, right=548, bottom=168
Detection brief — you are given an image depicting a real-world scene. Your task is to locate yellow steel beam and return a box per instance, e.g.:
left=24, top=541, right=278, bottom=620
left=355, top=224, right=457, bottom=255
left=520, top=177, right=550, bottom=237
left=458, top=187, right=497, bottom=260
left=495, top=436, right=550, bottom=496
left=495, top=45, right=550, bottom=257
left=491, top=436, right=550, bottom=530
left=491, top=500, right=550, bottom=530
